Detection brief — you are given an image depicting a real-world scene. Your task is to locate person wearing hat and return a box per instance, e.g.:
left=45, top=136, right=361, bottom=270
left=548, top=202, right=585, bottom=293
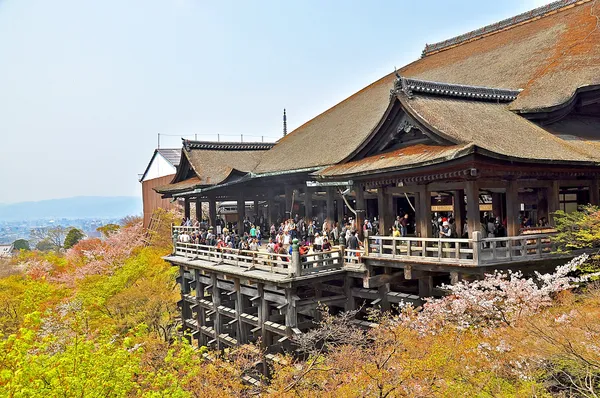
left=440, top=220, right=452, bottom=258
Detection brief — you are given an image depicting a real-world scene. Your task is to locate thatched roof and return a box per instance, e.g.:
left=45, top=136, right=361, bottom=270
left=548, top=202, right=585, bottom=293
left=184, top=143, right=268, bottom=186
left=254, top=73, right=397, bottom=173
left=155, top=176, right=201, bottom=194
left=400, top=0, right=600, bottom=112
left=318, top=144, right=472, bottom=178
left=402, top=94, right=600, bottom=163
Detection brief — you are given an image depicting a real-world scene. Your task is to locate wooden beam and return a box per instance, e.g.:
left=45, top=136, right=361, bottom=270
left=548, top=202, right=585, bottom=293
left=506, top=181, right=520, bottom=237
left=305, top=188, right=313, bottom=220
left=548, top=181, right=560, bottom=226
left=465, top=180, right=480, bottom=239
left=416, top=188, right=432, bottom=238
left=237, top=196, right=245, bottom=234
left=195, top=197, right=202, bottom=222
left=453, top=190, right=465, bottom=238
left=363, top=271, right=404, bottom=289
left=184, top=198, right=191, bottom=220
left=326, top=187, right=335, bottom=224
left=208, top=197, right=217, bottom=228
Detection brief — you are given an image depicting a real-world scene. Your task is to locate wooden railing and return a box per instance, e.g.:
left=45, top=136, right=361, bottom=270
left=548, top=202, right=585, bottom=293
left=172, top=226, right=344, bottom=277
left=366, top=231, right=560, bottom=267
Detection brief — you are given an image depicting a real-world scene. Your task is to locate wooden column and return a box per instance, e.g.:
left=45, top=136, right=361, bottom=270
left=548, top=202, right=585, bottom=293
left=344, top=276, right=356, bottom=311
left=491, top=192, right=503, bottom=220
left=591, top=179, right=600, bottom=206
left=506, top=181, right=520, bottom=237
left=304, top=188, right=313, bottom=221
left=257, top=283, right=270, bottom=348
left=208, top=197, right=217, bottom=228
left=184, top=198, right=191, bottom=220
left=465, top=180, right=480, bottom=239
left=211, top=273, right=222, bottom=350
left=268, top=188, right=276, bottom=227
left=337, top=199, right=344, bottom=223
left=418, top=275, right=433, bottom=298
left=195, top=197, right=202, bottom=222
left=234, top=278, right=248, bottom=345
left=377, top=187, right=394, bottom=235
left=416, top=188, right=432, bottom=238
left=237, top=196, right=245, bottom=233
left=326, top=187, right=335, bottom=224
left=285, top=187, right=293, bottom=220
left=548, top=181, right=560, bottom=226
left=284, top=288, right=297, bottom=337
left=254, top=199, right=260, bottom=222
left=453, top=190, right=465, bottom=237
left=194, top=269, right=207, bottom=346
left=355, top=185, right=365, bottom=239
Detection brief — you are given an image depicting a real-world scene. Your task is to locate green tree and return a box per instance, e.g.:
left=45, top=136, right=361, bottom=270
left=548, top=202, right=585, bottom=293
left=35, top=239, right=56, bottom=252
left=97, top=223, right=120, bottom=238
left=12, top=239, right=30, bottom=251
left=64, top=228, right=85, bottom=249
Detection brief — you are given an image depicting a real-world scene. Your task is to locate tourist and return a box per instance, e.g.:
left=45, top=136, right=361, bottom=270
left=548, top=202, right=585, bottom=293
left=401, top=214, right=409, bottom=237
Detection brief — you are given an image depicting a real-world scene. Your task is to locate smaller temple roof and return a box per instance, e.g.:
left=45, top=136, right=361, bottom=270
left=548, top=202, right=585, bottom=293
left=402, top=93, right=600, bottom=163
left=155, top=176, right=201, bottom=194
left=318, top=144, right=472, bottom=178
left=157, top=148, right=181, bottom=166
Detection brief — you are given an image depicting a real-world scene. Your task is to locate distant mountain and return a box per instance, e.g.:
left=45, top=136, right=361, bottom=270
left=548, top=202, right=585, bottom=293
left=0, top=196, right=142, bottom=221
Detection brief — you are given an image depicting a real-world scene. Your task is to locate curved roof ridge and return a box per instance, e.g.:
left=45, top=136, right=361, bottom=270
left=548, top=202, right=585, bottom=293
left=394, top=76, right=521, bottom=102
left=422, top=0, right=589, bottom=56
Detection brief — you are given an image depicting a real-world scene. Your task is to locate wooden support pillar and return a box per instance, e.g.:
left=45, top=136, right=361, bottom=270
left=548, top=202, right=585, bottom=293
left=418, top=275, right=433, bottom=298
left=450, top=271, right=462, bottom=285
left=194, top=269, right=207, bottom=346
left=326, top=187, right=335, bottom=224
left=453, top=190, right=465, bottom=237
left=257, top=283, right=270, bottom=348
left=254, top=199, right=260, bottom=220
left=304, top=188, right=313, bottom=221
left=285, top=187, right=293, bottom=220
left=268, top=188, right=276, bottom=227
left=344, top=275, right=355, bottom=311
left=237, top=196, right=245, bottom=234
left=355, top=185, right=365, bottom=239
left=336, top=199, right=344, bottom=223
left=506, top=181, right=520, bottom=237
left=208, top=197, right=217, bottom=228
left=465, top=180, right=480, bottom=239
left=591, top=179, right=600, bottom=206
left=234, top=278, right=248, bottom=345
left=211, top=273, right=222, bottom=350
left=195, top=197, right=202, bottom=222
left=491, top=192, right=503, bottom=220
left=416, top=188, right=432, bottom=238
left=284, top=288, right=297, bottom=337
left=184, top=198, right=191, bottom=220
left=377, top=187, right=394, bottom=235
left=548, top=181, right=560, bottom=226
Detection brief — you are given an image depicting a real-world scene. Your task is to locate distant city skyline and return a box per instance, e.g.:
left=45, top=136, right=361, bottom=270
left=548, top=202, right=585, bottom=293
left=0, top=0, right=552, bottom=203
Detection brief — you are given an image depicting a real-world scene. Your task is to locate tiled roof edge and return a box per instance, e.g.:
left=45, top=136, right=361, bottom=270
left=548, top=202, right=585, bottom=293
left=183, top=139, right=275, bottom=151
left=392, top=76, right=522, bottom=102
left=422, top=0, right=582, bottom=56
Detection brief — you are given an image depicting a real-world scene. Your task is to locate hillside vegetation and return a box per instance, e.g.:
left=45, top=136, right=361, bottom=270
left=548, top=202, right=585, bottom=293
left=1, top=208, right=600, bottom=397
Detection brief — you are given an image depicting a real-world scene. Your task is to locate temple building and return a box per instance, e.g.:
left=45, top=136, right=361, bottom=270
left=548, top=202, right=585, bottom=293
left=157, top=0, right=600, bottom=352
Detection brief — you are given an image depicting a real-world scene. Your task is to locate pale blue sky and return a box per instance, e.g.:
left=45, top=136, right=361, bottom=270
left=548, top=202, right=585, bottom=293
left=0, top=0, right=549, bottom=203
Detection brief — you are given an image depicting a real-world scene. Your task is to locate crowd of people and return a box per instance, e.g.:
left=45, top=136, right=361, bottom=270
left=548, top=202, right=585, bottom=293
left=177, top=213, right=363, bottom=256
